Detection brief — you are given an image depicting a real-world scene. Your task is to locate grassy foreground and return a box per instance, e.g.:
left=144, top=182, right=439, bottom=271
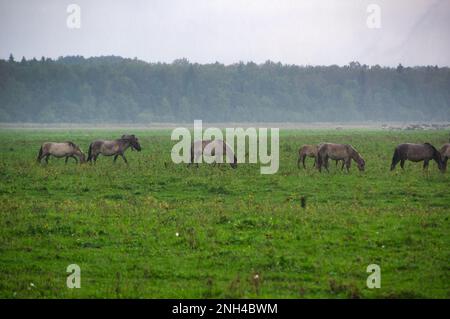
left=0, top=128, right=449, bottom=298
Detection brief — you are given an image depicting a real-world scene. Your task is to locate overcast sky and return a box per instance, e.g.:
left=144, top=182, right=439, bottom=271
left=1, top=0, right=449, bottom=66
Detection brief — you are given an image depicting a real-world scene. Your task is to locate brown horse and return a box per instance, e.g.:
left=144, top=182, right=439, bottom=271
left=37, top=142, right=86, bottom=164
left=390, top=143, right=444, bottom=172
left=317, top=143, right=365, bottom=172
left=87, top=134, right=141, bottom=164
left=297, top=144, right=344, bottom=169
left=189, top=139, right=237, bottom=168
left=440, top=143, right=450, bottom=171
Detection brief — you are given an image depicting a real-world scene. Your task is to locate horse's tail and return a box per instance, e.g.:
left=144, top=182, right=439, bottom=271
left=87, top=143, right=93, bottom=162
left=390, top=146, right=400, bottom=170
left=316, top=146, right=324, bottom=170
left=37, top=146, right=43, bottom=162
left=189, top=143, right=194, bottom=164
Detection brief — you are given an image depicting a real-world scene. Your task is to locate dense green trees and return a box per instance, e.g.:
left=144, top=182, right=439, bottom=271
left=0, top=55, right=449, bottom=123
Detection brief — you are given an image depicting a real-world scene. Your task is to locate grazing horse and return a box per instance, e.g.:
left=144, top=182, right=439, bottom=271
left=189, top=139, right=237, bottom=168
left=37, top=142, right=85, bottom=164
left=297, top=144, right=344, bottom=169
left=317, top=143, right=365, bottom=172
left=390, top=143, right=444, bottom=172
left=440, top=143, right=450, bottom=171
left=87, top=134, right=141, bottom=164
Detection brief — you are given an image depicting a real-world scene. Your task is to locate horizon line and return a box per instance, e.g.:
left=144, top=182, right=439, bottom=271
left=2, top=54, right=449, bottom=69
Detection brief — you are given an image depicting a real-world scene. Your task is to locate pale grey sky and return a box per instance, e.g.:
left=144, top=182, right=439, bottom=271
left=1, top=0, right=449, bottom=66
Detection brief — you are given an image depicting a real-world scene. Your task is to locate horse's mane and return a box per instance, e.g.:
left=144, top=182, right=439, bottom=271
left=347, top=144, right=364, bottom=162
left=424, top=142, right=439, bottom=154
left=66, top=141, right=76, bottom=148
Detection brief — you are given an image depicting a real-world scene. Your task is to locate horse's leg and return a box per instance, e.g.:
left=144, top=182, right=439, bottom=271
left=324, top=156, right=329, bottom=172
left=297, top=156, right=301, bottom=169
left=341, top=160, right=345, bottom=171
left=113, top=154, right=119, bottom=163
left=45, top=155, right=50, bottom=164
left=120, top=153, right=128, bottom=164
left=302, top=156, right=307, bottom=169
left=71, top=155, right=78, bottom=164
left=400, top=159, right=405, bottom=169
left=423, top=160, right=429, bottom=170
left=345, top=158, right=351, bottom=173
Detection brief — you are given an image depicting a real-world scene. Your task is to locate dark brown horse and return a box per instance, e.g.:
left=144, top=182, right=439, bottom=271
left=87, top=134, right=141, bottom=164
left=440, top=143, right=450, bottom=171
left=317, top=143, right=365, bottom=172
left=390, top=143, right=444, bottom=172
left=37, top=142, right=86, bottom=164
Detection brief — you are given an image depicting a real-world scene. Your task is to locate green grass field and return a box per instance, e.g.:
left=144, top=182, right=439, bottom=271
left=0, top=128, right=449, bottom=298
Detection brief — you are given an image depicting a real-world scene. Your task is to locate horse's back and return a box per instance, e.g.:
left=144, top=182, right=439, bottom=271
left=96, top=140, right=120, bottom=155
left=319, top=143, right=348, bottom=159
left=43, top=142, right=73, bottom=157
left=398, top=143, right=433, bottom=161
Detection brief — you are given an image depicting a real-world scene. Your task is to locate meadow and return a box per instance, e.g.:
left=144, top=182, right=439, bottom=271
left=0, top=128, right=449, bottom=298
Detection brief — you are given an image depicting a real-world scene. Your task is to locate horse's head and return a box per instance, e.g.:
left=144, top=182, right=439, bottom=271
left=73, top=145, right=86, bottom=163
left=123, top=134, right=142, bottom=151
left=79, top=152, right=87, bottom=163
left=357, top=157, right=365, bottom=172
left=436, top=152, right=445, bottom=172
left=426, top=143, right=445, bottom=172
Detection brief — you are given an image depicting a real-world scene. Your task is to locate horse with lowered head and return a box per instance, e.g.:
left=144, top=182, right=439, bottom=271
left=87, top=134, right=141, bottom=164
left=317, top=143, right=365, bottom=172
left=37, top=141, right=86, bottom=164
left=189, top=139, right=237, bottom=168
left=391, top=143, right=444, bottom=172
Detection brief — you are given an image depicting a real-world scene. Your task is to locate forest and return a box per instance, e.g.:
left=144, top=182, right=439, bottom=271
left=1, top=55, right=449, bottom=123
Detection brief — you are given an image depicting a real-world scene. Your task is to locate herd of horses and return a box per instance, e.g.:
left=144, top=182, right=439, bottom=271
left=36, top=135, right=450, bottom=173
left=298, top=142, right=449, bottom=173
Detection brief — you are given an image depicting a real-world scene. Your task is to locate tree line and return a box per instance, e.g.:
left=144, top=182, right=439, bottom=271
left=1, top=55, right=449, bottom=123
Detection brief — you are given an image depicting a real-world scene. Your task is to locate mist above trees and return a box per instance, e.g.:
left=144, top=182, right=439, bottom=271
left=1, top=55, right=449, bottom=123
